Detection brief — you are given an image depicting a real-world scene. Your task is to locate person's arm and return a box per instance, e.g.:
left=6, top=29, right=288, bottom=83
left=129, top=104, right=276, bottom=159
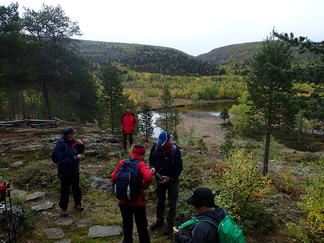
left=111, top=160, right=124, bottom=182
left=174, top=230, right=191, bottom=243
left=169, top=147, right=183, bottom=180
left=148, top=144, right=156, bottom=171
left=139, top=162, right=153, bottom=189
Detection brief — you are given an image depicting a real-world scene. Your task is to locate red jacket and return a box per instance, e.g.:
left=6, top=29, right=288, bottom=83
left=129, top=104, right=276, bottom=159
left=121, top=112, right=136, bottom=133
left=111, top=154, right=153, bottom=206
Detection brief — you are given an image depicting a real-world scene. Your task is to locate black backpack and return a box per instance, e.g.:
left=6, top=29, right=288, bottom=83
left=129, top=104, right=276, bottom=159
left=113, top=158, right=141, bottom=201
left=51, top=140, right=67, bottom=164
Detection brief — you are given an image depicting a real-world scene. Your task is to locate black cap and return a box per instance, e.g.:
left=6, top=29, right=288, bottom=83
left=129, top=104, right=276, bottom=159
left=186, top=187, right=216, bottom=207
left=62, top=126, right=76, bottom=135
left=126, top=106, right=131, bottom=109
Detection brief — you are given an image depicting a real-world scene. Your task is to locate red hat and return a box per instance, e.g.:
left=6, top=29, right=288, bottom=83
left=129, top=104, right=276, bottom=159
left=132, top=145, right=146, bottom=155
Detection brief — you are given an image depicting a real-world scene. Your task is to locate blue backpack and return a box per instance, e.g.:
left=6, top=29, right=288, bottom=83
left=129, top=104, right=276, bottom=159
left=113, top=158, right=141, bottom=201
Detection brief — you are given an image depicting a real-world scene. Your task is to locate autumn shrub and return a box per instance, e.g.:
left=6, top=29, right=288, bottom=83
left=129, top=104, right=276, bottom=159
left=179, top=153, right=203, bottom=190
left=208, top=150, right=274, bottom=234
left=0, top=158, right=9, bottom=168
left=16, top=161, right=90, bottom=191
left=286, top=162, right=324, bottom=243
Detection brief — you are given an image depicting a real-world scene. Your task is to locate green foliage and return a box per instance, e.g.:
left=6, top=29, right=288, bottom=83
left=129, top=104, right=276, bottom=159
left=197, top=137, right=208, bottom=154
left=10, top=195, right=37, bottom=233
left=230, top=103, right=257, bottom=136
left=248, top=35, right=299, bottom=175
left=187, top=125, right=196, bottom=146
left=219, top=107, right=231, bottom=123
left=286, top=163, right=324, bottom=242
left=301, top=152, right=322, bottom=164
left=16, top=161, right=60, bottom=190
left=179, top=153, right=203, bottom=190
left=158, top=81, right=177, bottom=132
left=99, top=61, right=126, bottom=134
left=0, top=158, right=9, bottom=168
left=76, top=40, right=219, bottom=76
left=16, top=161, right=90, bottom=192
left=210, top=150, right=273, bottom=232
left=138, top=100, right=154, bottom=141
left=220, top=132, right=236, bottom=158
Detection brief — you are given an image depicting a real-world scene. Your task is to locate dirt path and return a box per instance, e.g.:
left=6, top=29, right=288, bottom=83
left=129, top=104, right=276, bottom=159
left=177, top=112, right=227, bottom=147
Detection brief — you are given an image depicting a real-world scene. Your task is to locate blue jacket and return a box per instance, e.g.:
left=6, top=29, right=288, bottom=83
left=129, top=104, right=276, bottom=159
left=54, top=136, right=85, bottom=178
left=149, top=143, right=183, bottom=180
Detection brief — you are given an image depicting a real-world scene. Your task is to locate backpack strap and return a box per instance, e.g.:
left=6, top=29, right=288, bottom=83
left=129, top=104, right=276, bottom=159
left=124, top=158, right=141, bottom=164
left=178, top=215, right=218, bottom=230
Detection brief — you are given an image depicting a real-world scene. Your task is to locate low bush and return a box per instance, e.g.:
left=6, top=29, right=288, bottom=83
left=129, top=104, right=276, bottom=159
left=209, top=150, right=274, bottom=234
left=286, top=163, right=324, bottom=242
left=16, top=161, right=90, bottom=191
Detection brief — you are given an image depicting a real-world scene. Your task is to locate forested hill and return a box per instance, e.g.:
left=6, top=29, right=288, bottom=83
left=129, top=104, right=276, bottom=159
left=75, top=40, right=219, bottom=76
left=196, top=41, right=315, bottom=66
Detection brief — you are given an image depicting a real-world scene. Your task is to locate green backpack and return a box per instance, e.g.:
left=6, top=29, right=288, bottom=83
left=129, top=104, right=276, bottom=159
left=178, top=214, right=246, bottom=243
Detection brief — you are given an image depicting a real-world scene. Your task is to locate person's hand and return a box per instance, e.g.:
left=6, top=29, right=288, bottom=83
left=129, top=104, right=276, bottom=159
left=173, top=226, right=179, bottom=234
left=77, top=154, right=82, bottom=160
left=150, top=167, right=156, bottom=173
left=76, top=139, right=84, bottom=145
left=159, top=176, right=170, bottom=183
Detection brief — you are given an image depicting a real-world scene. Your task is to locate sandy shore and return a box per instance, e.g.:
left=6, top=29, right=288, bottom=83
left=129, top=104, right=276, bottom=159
left=177, top=112, right=227, bottom=147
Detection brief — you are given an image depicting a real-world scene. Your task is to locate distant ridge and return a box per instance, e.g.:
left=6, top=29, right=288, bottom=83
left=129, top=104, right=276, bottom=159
left=74, top=40, right=315, bottom=75
left=196, top=42, right=262, bottom=65
left=196, top=41, right=315, bottom=66
left=75, top=40, right=219, bottom=76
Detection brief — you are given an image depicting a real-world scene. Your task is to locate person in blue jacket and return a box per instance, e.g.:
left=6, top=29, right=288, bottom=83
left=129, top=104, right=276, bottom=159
left=54, top=126, right=85, bottom=216
left=149, top=131, right=183, bottom=236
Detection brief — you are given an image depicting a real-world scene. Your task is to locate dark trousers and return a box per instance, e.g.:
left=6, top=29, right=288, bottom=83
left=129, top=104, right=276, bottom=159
left=155, top=178, right=179, bottom=226
left=59, top=174, right=82, bottom=210
left=119, top=204, right=150, bottom=243
left=123, top=131, right=134, bottom=150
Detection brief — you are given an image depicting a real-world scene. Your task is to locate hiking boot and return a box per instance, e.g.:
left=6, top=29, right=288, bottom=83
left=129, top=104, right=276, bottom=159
left=61, top=209, right=68, bottom=217
left=150, top=220, right=164, bottom=230
left=163, top=224, right=173, bottom=236
left=74, top=204, right=84, bottom=212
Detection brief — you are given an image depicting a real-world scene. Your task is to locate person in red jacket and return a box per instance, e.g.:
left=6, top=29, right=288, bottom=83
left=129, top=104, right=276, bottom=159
left=111, top=145, right=153, bottom=243
left=121, top=106, right=136, bottom=151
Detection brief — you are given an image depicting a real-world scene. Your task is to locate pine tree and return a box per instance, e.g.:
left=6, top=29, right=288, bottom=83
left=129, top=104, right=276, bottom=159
left=159, top=81, right=175, bottom=131
left=248, top=34, right=298, bottom=175
left=139, top=100, right=154, bottom=141
left=100, top=61, right=125, bottom=134
left=219, top=107, right=231, bottom=123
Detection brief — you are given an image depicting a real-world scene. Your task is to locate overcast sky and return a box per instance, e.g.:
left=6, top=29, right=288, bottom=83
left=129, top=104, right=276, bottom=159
left=3, top=0, right=324, bottom=56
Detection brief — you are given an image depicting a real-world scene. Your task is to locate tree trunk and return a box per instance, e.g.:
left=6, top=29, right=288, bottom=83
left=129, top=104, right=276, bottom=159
left=41, top=79, right=52, bottom=119
left=263, top=123, right=271, bottom=175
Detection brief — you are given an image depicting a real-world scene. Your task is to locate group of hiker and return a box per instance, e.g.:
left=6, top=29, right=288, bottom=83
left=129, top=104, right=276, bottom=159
left=53, top=106, right=246, bottom=243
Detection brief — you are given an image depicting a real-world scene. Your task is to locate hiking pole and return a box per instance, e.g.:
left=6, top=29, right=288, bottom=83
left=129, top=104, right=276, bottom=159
left=4, top=180, right=17, bottom=243
left=3, top=190, right=11, bottom=243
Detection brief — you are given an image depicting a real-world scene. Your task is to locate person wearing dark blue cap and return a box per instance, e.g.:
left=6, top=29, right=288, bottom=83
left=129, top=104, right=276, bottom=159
left=149, top=131, right=183, bottom=236
left=54, top=126, right=85, bottom=216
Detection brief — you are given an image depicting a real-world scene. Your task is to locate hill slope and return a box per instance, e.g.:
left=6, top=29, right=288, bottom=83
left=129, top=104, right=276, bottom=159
left=74, top=40, right=315, bottom=76
left=75, top=40, right=219, bottom=76
left=196, top=41, right=315, bottom=66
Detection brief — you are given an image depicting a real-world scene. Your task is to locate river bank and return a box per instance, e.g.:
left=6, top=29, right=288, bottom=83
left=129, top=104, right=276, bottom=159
left=177, top=111, right=227, bottom=147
